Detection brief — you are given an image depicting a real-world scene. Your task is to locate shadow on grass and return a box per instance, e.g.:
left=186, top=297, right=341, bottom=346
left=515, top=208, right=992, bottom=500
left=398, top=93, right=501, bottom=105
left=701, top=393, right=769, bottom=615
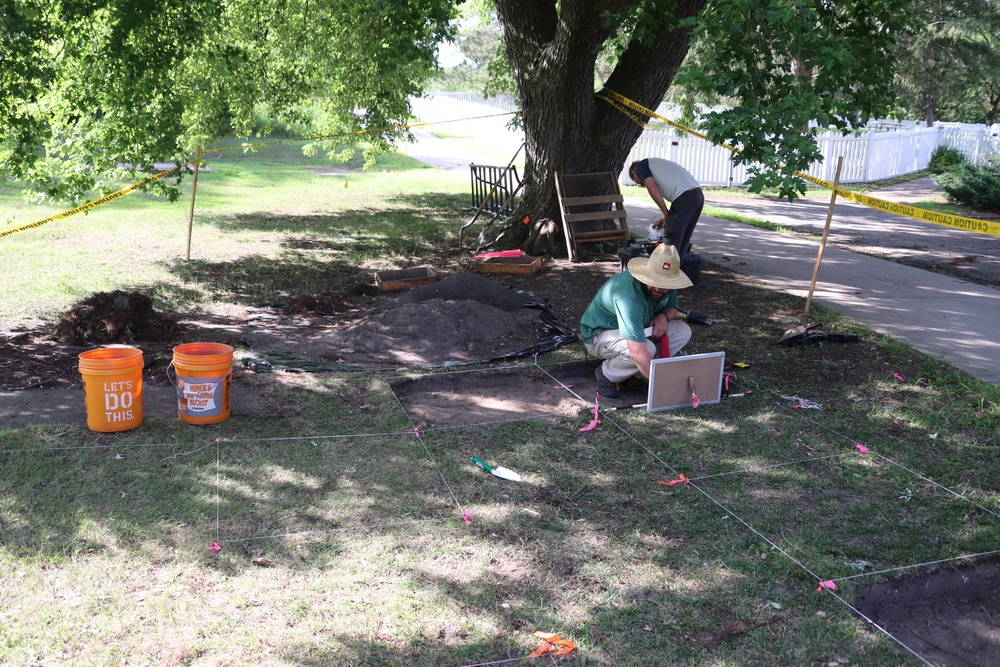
left=0, top=364, right=991, bottom=665
left=168, top=208, right=471, bottom=306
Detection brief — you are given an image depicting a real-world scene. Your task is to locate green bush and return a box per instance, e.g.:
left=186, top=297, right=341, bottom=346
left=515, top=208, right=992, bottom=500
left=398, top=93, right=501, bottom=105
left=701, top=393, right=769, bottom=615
left=928, top=145, right=967, bottom=172
left=932, top=158, right=1000, bottom=213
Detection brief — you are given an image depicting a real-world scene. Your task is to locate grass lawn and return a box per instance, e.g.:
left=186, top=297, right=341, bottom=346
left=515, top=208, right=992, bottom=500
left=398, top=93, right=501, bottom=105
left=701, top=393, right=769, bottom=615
left=1, top=139, right=999, bottom=666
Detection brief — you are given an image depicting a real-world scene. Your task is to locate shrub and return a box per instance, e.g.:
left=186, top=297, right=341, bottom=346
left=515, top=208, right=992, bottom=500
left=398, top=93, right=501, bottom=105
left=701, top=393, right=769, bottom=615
left=932, top=158, right=1000, bottom=213
left=928, top=145, right=967, bottom=172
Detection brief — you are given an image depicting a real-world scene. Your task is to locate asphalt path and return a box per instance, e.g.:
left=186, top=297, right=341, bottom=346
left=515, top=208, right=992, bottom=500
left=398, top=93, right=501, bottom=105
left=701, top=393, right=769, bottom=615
left=700, top=181, right=1000, bottom=287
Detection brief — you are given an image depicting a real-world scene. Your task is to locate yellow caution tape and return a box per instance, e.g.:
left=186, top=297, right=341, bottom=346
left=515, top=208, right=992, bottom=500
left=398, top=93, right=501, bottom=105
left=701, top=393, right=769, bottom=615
left=2, top=110, right=521, bottom=238
left=799, top=173, right=1000, bottom=237
left=597, top=89, right=739, bottom=152
left=0, top=164, right=184, bottom=239
left=598, top=88, right=1000, bottom=239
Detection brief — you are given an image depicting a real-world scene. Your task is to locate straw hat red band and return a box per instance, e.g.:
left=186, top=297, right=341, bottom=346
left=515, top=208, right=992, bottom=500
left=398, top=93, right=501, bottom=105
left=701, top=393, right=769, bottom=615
left=627, top=244, right=693, bottom=290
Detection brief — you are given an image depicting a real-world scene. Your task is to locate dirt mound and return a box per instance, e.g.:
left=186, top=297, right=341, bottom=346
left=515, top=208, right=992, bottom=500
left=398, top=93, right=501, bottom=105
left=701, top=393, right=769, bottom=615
left=54, top=291, right=179, bottom=346
left=389, top=273, right=537, bottom=311
left=316, top=297, right=542, bottom=367
left=242, top=273, right=558, bottom=369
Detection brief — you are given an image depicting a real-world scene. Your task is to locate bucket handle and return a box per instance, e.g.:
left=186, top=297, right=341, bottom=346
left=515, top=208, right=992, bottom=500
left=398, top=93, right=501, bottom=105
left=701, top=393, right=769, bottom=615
left=166, top=360, right=177, bottom=387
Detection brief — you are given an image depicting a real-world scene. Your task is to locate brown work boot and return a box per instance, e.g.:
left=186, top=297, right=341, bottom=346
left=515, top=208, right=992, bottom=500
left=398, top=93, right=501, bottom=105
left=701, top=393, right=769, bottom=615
left=595, top=366, right=620, bottom=398
left=623, top=375, right=650, bottom=394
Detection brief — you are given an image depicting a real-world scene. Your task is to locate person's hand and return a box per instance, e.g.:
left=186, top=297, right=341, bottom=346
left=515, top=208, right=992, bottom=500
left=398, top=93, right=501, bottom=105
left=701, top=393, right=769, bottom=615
left=652, top=217, right=665, bottom=229
left=650, top=311, right=670, bottom=338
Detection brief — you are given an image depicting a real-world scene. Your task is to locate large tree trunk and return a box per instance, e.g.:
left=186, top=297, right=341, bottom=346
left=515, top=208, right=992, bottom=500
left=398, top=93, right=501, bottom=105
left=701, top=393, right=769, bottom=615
left=924, top=91, right=935, bottom=127
left=490, top=0, right=705, bottom=254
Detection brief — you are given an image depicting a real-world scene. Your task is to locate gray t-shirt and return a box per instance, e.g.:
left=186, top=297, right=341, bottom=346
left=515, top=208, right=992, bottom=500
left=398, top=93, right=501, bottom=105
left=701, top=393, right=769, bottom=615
left=633, top=158, right=700, bottom=202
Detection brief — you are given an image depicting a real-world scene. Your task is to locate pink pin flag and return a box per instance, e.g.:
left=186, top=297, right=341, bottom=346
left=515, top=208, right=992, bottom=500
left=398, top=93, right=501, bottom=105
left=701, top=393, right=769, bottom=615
left=723, top=372, right=735, bottom=391
left=413, top=427, right=421, bottom=437
left=892, top=372, right=905, bottom=382
left=462, top=508, right=472, bottom=525
left=207, top=542, right=222, bottom=552
left=579, top=394, right=601, bottom=432
left=855, top=443, right=869, bottom=453
left=691, top=393, right=700, bottom=408
left=817, top=580, right=836, bottom=592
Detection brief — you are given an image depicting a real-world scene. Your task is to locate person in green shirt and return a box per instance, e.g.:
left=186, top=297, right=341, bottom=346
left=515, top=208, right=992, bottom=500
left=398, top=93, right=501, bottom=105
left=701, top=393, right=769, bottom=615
left=581, top=244, right=694, bottom=398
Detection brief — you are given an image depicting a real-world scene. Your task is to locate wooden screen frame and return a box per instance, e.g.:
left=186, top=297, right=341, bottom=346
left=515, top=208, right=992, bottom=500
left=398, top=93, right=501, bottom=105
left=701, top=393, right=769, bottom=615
left=646, top=351, right=726, bottom=412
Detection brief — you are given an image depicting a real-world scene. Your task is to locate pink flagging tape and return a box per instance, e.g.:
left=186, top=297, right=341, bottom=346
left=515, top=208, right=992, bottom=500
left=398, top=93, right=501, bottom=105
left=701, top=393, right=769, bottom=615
left=579, top=394, right=601, bottom=432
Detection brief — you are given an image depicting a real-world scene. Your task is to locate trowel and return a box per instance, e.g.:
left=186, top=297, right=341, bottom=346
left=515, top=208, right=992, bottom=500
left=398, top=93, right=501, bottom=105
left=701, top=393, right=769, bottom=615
left=471, top=456, right=522, bottom=482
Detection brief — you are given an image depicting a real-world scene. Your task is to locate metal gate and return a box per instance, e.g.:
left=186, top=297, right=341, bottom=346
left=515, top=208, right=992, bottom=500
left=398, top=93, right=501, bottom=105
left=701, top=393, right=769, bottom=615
left=469, top=164, right=520, bottom=216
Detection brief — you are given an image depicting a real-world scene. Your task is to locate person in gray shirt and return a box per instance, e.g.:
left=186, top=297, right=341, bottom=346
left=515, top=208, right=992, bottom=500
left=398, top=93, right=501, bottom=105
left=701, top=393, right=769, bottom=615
left=629, top=158, right=704, bottom=256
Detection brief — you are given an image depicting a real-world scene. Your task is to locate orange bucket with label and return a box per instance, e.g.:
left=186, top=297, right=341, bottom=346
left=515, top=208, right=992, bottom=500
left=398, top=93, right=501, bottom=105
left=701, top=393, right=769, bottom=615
left=78, top=347, right=144, bottom=432
left=172, top=343, right=233, bottom=425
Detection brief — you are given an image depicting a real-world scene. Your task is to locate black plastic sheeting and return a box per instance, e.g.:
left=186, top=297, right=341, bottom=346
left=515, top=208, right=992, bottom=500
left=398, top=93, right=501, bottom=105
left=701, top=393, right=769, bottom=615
left=242, top=304, right=579, bottom=374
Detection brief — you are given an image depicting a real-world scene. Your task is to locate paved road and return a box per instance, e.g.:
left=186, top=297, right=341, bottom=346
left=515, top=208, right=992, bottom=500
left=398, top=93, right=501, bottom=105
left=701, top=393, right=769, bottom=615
left=700, top=183, right=1000, bottom=287
left=408, top=98, right=1000, bottom=385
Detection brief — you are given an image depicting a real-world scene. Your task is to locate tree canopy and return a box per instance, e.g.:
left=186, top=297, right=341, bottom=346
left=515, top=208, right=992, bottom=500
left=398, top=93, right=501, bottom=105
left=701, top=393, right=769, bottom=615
left=1, top=0, right=457, bottom=203
left=4, top=0, right=916, bottom=253
left=893, top=0, right=1000, bottom=125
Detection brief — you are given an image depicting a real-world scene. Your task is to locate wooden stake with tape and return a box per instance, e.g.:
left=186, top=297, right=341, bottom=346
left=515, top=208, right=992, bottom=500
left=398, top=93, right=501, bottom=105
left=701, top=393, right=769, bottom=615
left=186, top=146, right=202, bottom=261
left=805, top=155, right=843, bottom=315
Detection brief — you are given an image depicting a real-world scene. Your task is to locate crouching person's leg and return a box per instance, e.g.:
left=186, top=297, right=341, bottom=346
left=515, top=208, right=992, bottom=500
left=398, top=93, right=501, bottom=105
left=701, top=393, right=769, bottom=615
left=663, top=320, right=692, bottom=357
left=586, top=330, right=659, bottom=400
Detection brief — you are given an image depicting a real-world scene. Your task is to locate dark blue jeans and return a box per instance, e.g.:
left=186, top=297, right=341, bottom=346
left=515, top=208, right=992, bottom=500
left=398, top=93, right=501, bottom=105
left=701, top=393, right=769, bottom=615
left=665, top=187, right=704, bottom=255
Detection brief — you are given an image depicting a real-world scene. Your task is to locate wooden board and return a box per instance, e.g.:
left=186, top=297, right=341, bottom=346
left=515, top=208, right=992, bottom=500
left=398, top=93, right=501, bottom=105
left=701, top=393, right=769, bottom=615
left=477, top=255, right=543, bottom=275
left=646, top=352, right=725, bottom=412
left=374, top=267, right=439, bottom=291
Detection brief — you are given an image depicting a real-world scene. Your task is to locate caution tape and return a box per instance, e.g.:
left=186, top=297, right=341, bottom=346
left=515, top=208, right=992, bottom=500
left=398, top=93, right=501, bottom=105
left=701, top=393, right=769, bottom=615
left=1, top=110, right=521, bottom=238
left=598, top=88, right=1000, bottom=239
left=0, top=164, right=185, bottom=239
left=597, top=89, right=739, bottom=152
left=798, top=172, right=1000, bottom=238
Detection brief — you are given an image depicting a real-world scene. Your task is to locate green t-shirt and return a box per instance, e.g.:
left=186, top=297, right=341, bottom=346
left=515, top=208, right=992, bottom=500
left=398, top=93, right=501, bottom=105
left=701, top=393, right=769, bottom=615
left=580, top=270, right=678, bottom=344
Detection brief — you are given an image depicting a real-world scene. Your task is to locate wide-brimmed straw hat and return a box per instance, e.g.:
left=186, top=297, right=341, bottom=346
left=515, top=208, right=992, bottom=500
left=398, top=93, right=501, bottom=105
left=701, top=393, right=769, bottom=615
left=627, top=244, right=693, bottom=290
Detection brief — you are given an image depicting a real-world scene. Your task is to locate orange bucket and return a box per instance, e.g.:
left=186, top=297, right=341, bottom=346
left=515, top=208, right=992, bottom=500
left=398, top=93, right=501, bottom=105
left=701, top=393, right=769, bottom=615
left=172, top=343, right=233, bottom=425
left=78, top=347, right=144, bottom=432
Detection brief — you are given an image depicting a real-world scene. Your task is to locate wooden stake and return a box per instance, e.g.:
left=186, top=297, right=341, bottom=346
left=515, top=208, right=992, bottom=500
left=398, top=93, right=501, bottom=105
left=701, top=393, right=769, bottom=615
left=805, top=155, right=843, bottom=314
left=185, top=146, right=202, bottom=261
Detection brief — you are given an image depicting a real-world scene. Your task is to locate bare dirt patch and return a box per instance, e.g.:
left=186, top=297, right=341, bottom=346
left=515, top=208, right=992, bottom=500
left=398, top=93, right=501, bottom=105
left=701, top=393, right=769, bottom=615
left=853, top=556, right=1000, bottom=667
left=390, top=362, right=599, bottom=428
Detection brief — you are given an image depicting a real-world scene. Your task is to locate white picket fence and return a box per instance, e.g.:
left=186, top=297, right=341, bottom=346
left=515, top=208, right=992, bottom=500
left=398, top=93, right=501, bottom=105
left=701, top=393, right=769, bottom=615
left=425, top=91, right=520, bottom=112
left=623, top=125, right=999, bottom=187
left=425, top=92, right=999, bottom=186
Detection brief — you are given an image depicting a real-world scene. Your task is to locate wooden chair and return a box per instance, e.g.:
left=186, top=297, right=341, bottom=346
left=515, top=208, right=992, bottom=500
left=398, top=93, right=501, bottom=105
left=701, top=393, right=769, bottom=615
left=554, top=171, right=631, bottom=261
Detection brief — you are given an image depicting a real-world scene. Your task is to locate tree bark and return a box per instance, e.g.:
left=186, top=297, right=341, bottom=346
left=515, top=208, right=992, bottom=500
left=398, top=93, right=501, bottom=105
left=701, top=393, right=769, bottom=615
left=987, top=82, right=998, bottom=126
left=490, top=0, right=705, bottom=254
left=924, top=91, right=935, bottom=127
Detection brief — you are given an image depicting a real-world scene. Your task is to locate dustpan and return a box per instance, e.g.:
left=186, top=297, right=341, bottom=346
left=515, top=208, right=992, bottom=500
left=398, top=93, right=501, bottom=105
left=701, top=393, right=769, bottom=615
left=779, top=322, right=823, bottom=344
left=778, top=323, right=859, bottom=345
